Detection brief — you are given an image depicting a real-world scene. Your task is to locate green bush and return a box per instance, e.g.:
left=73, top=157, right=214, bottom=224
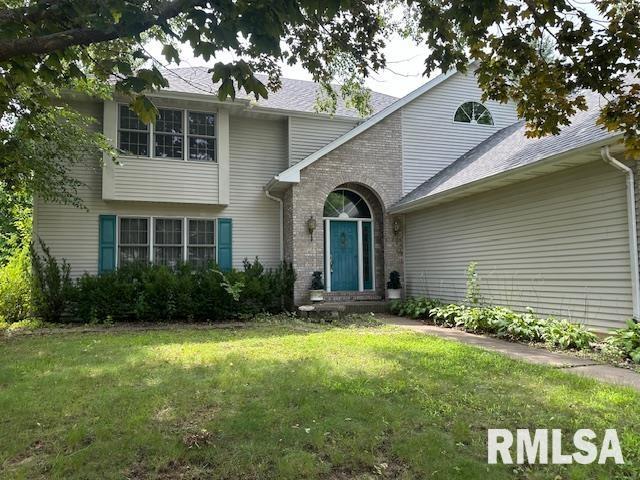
left=0, top=245, right=32, bottom=323
left=69, top=259, right=296, bottom=323
left=31, top=239, right=72, bottom=323
left=393, top=297, right=596, bottom=351
left=543, top=318, right=597, bottom=350
left=606, top=320, right=640, bottom=363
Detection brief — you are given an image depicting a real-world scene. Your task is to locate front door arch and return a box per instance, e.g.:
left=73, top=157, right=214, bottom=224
left=323, top=189, right=374, bottom=292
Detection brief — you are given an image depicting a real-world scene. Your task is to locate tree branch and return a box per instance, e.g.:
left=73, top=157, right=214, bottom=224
left=0, top=0, right=196, bottom=62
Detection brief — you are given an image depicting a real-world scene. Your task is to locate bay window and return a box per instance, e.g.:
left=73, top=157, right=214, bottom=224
left=118, top=106, right=149, bottom=156
left=154, top=109, right=183, bottom=159
left=188, top=112, right=216, bottom=161
left=117, top=105, right=216, bottom=161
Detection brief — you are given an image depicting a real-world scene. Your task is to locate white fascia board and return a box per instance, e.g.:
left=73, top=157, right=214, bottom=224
left=267, top=68, right=459, bottom=189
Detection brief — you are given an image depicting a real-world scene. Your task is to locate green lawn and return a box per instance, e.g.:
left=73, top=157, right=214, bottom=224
left=1, top=320, right=639, bottom=479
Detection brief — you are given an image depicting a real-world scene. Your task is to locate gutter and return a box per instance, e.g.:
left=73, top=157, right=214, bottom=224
left=601, top=145, right=640, bottom=320
left=264, top=188, right=284, bottom=262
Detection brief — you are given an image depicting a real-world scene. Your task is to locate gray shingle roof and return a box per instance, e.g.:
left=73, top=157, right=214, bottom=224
left=395, top=90, right=619, bottom=208
left=160, top=67, right=397, bottom=118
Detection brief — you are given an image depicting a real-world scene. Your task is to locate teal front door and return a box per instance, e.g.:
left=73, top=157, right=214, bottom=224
left=330, top=221, right=359, bottom=291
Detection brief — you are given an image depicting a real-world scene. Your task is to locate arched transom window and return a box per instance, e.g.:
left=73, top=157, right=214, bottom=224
left=323, top=189, right=371, bottom=219
left=454, top=101, right=494, bottom=125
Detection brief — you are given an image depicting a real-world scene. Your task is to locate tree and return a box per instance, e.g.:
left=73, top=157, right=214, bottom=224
left=0, top=0, right=391, bottom=206
left=0, top=0, right=639, bottom=208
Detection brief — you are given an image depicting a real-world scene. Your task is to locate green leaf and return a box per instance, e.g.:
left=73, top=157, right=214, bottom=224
left=161, top=45, right=180, bottom=65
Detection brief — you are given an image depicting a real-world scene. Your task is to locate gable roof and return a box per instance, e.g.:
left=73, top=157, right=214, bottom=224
left=160, top=67, right=396, bottom=118
left=390, top=89, right=621, bottom=213
left=268, top=68, right=459, bottom=186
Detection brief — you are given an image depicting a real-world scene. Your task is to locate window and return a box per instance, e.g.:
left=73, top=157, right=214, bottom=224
left=454, top=101, right=494, bottom=125
left=154, top=109, right=183, bottom=159
left=188, top=219, right=216, bottom=268
left=119, top=217, right=149, bottom=265
left=188, top=112, right=216, bottom=161
left=118, top=105, right=216, bottom=162
left=323, top=189, right=371, bottom=219
left=118, top=106, right=149, bottom=155
left=154, top=218, right=183, bottom=267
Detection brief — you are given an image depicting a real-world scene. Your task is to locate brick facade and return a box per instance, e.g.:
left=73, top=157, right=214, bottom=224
left=283, top=112, right=404, bottom=304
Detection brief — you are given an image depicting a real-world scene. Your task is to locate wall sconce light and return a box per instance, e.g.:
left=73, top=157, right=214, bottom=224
left=393, top=218, right=402, bottom=235
left=307, top=216, right=317, bottom=241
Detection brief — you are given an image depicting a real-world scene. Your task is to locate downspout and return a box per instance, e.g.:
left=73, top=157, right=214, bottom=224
left=601, top=146, right=640, bottom=320
left=264, top=189, right=284, bottom=262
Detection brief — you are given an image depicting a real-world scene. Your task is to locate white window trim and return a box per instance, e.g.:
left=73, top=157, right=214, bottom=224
left=186, top=217, right=217, bottom=266
left=452, top=101, right=496, bottom=127
left=117, top=215, right=151, bottom=268
left=115, top=215, right=217, bottom=268
left=153, top=217, right=185, bottom=265
left=117, top=104, right=217, bottom=162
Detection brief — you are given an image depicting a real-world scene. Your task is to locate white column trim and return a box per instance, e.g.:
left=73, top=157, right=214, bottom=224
left=357, top=220, right=364, bottom=292
left=325, top=219, right=332, bottom=292
left=217, top=109, right=230, bottom=205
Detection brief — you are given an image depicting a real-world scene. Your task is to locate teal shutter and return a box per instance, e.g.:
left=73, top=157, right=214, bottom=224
left=98, top=215, right=117, bottom=273
left=217, top=218, right=232, bottom=271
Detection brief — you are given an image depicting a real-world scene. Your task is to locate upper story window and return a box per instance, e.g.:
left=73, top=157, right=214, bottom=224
left=154, top=109, right=183, bottom=159
left=119, top=106, right=149, bottom=156
left=454, top=101, right=494, bottom=126
left=118, top=106, right=216, bottom=162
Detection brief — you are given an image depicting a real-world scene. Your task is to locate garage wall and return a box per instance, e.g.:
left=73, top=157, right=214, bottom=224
left=404, top=160, right=633, bottom=331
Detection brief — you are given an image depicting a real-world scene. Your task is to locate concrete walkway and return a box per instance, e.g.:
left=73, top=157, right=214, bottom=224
left=380, top=315, right=640, bottom=391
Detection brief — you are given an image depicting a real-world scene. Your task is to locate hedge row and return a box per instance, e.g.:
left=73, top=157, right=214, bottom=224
left=31, top=241, right=296, bottom=323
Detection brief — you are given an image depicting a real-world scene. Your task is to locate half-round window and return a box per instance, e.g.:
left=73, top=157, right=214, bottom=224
left=454, top=101, right=494, bottom=125
left=323, top=189, right=371, bottom=219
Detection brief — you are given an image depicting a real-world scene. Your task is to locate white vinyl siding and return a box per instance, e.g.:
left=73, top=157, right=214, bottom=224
left=34, top=100, right=287, bottom=277
left=401, top=71, right=518, bottom=194
left=110, top=156, right=219, bottom=204
left=227, top=115, right=288, bottom=267
left=288, top=116, right=358, bottom=167
left=404, top=160, right=633, bottom=331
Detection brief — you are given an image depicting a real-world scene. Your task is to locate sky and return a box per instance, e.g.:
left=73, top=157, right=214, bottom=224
left=147, top=32, right=435, bottom=99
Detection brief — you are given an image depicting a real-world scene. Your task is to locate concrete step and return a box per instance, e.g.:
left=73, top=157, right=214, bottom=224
left=299, top=300, right=390, bottom=318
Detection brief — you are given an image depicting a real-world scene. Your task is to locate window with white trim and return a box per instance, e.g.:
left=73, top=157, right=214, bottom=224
left=154, top=109, right=183, bottom=159
left=188, top=219, right=216, bottom=268
left=119, top=217, right=149, bottom=265
left=188, top=112, right=216, bottom=161
left=154, top=218, right=184, bottom=267
left=454, top=101, right=494, bottom=125
left=118, top=106, right=149, bottom=156
left=117, top=106, right=216, bottom=162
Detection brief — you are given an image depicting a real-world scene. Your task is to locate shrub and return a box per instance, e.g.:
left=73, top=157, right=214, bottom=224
left=430, top=303, right=465, bottom=327
left=69, top=259, right=295, bottom=323
left=393, top=298, right=597, bottom=351
left=606, top=320, right=640, bottom=363
left=390, top=297, right=441, bottom=319
left=0, top=245, right=32, bottom=323
left=310, top=271, right=324, bottom=290
left=31, top=239, right=72, bottom=323
left=543, top=318, right=597, bottom=350
left=387, top=271, right=401, bottom=289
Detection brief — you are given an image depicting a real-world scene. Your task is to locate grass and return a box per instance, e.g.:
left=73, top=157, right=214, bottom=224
left=1, top=319, right=639, bottom=479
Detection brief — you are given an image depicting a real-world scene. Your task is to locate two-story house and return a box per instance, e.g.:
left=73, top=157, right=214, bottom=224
left=35, top=66, right=635, bottom=331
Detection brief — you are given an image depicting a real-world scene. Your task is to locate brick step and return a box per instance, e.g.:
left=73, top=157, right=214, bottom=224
left=299, top=300, right=390, bottom=318
left=323, top=291, right=383, bottom=302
